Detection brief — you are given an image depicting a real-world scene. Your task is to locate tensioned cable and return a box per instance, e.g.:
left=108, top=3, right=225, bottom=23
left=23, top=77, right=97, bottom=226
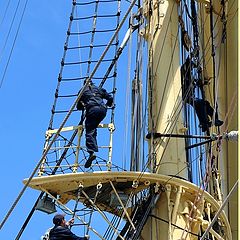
left=48, top=1, right=77, bottom=129
left=115, top=157, right=211, bottom=239
left=51, top=0, right=120, bottom=122
left=187, top=0, right=204, bottom=182
left=133, top=8, right=221, bottom=184
left=148, top=19, right=188, bottom=168
left=74, top=14, right=118, bottom=20
left=200, top=180, right=238, bottom=240
left=0, top=0, right=11, bottom=28
left=76, top=0, right=119, bottom=5
left=151, top=15, right=211, bottom=176
left=0, top=0, right=138, bottom=229
left=85, top=0, right=100, bottom=78
left=62, top=58, right=113, bottom=65
left=150, top=214, right=200, bottom=237
left=61, top=74, right=115, bottom=81
left=198, top=5, right=226, bottom=66
left=110, top=0, right=121, bottom=125
left=194, top=3, right=229, bottom=138
left=67, top=42, right=118, bottom=50
left=70, top=27, right=118, bottom=35
left=60, top=0, right=120, bottom=170
left=15, top=119, right=86, bottom=238
left=75, top=6, right=83, bottom=83
left=122, top=17, right=133, bottom=169
left=149, top=0, right=178, bottom=126
left=179, top=143, right=222, bottom=238
left=131, top=25, right=144, bottom=171
left=111, top=2, right=234, bottom=234
left=0, top=0, right=17, bottom=60
left=189, top=5, right=228, bottom=175
left=0, top=0, right=29, bottom=88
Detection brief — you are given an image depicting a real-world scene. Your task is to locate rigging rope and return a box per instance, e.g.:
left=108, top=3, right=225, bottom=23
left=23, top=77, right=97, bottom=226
left=0, top=0, right=138, bottom=230
left=48, top=1, right=77, bottom=129
left=0, top=0, right=11, bottom=28
left=0, top=0, right=29, bottom=88
left=200, top=180, right=238, bottom=240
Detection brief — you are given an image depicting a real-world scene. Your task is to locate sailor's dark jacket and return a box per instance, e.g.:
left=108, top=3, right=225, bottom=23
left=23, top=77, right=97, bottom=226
left=77, top=84, right=113, bottom=111
left=49, top=225, right=86, bottom=240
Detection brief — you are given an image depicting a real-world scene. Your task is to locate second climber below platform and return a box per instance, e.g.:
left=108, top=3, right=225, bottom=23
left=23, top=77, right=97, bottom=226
left=77, top=81, right=113, bottom=168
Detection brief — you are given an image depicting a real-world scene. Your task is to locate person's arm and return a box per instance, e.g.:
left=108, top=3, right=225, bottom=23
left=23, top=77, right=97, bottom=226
left=100, top=88, right=113, bottom=107
left=66, top=218, right=74, bottom=227
left=77, top=99, right=85, bottom=110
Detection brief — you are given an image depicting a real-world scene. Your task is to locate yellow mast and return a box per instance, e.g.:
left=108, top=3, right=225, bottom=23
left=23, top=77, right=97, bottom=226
left=199, top=0, right=238, bottom=237
left=19, top=0, right=237, bottom=239
left=140, top=0, right=236, bottom=238
left=143, top=0, right=188, bottom=178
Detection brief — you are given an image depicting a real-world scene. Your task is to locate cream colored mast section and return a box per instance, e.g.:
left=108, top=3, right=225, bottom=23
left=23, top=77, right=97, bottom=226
left=143, top=0, right=188, bottom=178
left=199, top=0, right=238, bottom=237
left=138, top=0, right=233, bottom=239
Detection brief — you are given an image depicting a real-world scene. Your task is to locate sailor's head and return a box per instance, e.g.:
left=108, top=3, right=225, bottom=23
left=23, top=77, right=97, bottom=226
left=53, top=213, right=66, bottom=226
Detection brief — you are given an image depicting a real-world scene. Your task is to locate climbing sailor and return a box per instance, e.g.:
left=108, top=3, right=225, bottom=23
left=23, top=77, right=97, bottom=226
left=49, top=213, right=89, bottom=240
left=180, top=57, right=223, bottom=132
left=192, top=98, right=223, bottom=132
left=77, top=81, right=113, bottom=168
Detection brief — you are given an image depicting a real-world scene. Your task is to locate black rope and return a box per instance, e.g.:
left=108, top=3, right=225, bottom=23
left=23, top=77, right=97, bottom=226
left=70, top=185, right=83, bottom=230
left=66, top=42, right=117, bottom=50
left=58, top=94, right=78, bottom=98
left=146, top=132, right=213, bottom=140
left=73, top=14, right=119, bottom=21
left=14, top=113, right=85, bottom=239
left=15, top=192, right=44, bottom=240
left=186, top=139, right=213, bottom=150
left=48, top=1, right=77, bottom=129
left=61, top=74, right=115, bottom=81
left=209, top=0, right=216, bottom=105
left=182, top=0, right=194, bottom=21
left=62, top=58, right=113, bottom=66
left=76, top=0, right=119, bottom=5
left=70, top=28, right=117, bottom=35
left=149, top=214, right=201, bottom=238
left=53, top=109, right=78, bottom=114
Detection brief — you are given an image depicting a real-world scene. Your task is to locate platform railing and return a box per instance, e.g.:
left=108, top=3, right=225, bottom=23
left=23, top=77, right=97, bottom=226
left=37, top=123, right=115, bottom=176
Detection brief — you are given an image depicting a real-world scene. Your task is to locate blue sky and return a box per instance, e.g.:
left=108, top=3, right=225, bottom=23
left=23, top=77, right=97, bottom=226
left=0, top=1, right=88, bottom=239
left=0, top=1, right=137, bottom=239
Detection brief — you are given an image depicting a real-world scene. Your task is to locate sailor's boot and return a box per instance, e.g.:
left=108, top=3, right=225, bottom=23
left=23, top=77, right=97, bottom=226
left=85, top=152, right=96, bottom=168
left=214, top=119, right=224, bottom=127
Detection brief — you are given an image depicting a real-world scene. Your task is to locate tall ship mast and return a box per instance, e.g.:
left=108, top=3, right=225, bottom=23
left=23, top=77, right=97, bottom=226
left=0, top=0, right=238, bottom=239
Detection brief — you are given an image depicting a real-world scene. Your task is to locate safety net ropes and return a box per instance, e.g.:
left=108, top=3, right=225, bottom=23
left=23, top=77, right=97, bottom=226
left=38, top=0, right=122, bottom=176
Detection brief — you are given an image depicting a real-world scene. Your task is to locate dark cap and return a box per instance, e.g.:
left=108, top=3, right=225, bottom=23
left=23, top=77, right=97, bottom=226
left=53, top=213, right=66, bottom=225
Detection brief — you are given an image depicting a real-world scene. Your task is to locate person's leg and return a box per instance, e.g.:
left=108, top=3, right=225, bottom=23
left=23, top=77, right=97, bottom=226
left=194, top=99, right=211, bottom=132
left=85, top=106, right=107, bottom=168
left=205, top=100, right=223, bottom=127
left=85, top=128, right=98, bottom=153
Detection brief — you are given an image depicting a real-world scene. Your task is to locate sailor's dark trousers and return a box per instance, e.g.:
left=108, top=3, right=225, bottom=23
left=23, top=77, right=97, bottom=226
left=85, top=105, right=107, bottom=153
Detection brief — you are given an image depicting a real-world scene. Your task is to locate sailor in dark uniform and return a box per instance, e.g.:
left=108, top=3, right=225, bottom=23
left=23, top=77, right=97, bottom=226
left=77, top=81, right=113, bottom=168
left=193, top=98, right=223, bottom=132
left=181, top=57, right=223, bottom=132
left=49, top=213, right=89, bottom=240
